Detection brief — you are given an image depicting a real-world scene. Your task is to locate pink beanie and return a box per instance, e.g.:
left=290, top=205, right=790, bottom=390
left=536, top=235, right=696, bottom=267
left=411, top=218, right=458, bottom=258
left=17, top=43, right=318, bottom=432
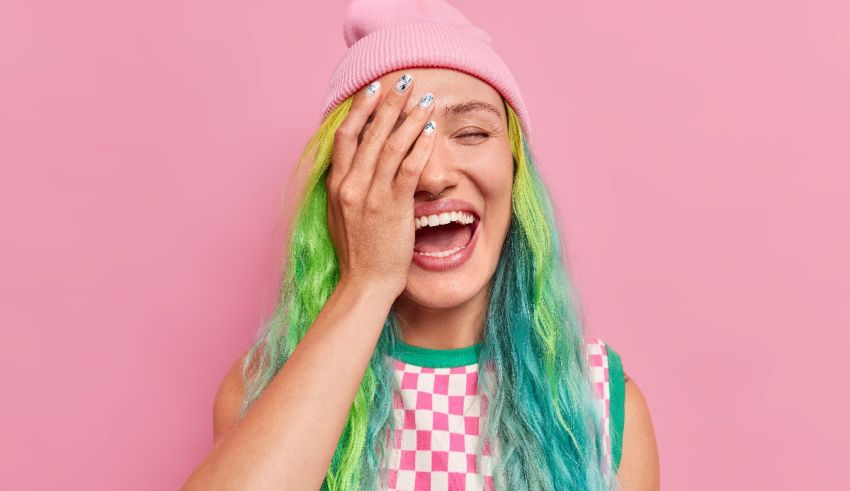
left=320, top=0, right=533, bottom=140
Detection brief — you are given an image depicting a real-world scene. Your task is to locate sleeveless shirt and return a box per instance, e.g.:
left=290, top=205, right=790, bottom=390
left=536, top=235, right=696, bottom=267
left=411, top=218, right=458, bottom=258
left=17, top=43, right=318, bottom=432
left=379, top=335, right=625, bottom=490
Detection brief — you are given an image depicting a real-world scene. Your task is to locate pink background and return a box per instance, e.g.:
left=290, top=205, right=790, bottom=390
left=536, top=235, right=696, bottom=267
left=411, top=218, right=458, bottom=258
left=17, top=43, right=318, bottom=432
left=2, top=0, right=848, bottom=488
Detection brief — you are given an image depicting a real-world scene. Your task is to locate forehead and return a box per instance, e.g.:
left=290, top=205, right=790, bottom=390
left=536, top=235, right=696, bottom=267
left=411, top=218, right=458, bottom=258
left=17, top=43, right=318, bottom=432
left=376, top=67, right=505, bottom=117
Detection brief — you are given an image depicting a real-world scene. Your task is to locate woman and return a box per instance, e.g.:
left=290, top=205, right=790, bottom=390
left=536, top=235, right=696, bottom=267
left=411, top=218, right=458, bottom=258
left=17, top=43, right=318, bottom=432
left=184, top=1, right=659, bottom=490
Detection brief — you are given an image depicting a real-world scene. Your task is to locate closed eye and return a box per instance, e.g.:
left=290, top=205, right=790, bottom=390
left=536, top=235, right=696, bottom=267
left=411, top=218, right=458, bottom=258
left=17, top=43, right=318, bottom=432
left=456, top=131, right=490, bottom=141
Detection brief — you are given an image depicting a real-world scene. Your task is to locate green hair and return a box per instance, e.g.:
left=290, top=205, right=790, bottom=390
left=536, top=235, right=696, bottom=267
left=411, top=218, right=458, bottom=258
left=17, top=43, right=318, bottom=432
left=239, top=94, right=620, bottom=489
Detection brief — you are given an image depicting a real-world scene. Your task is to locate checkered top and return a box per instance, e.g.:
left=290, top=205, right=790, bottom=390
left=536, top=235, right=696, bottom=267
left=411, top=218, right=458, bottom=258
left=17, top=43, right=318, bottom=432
left=378, top=336, right=615, bottom=490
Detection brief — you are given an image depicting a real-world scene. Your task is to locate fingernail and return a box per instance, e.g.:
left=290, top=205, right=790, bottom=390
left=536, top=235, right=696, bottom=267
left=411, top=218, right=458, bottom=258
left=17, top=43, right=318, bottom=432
left=365, top=81, right=381, bottom=96
left=395, top=73, right=413, bottom=92
left=423, top=120, right=437, bottom=135
left=419, top=93, right=434, bottom=108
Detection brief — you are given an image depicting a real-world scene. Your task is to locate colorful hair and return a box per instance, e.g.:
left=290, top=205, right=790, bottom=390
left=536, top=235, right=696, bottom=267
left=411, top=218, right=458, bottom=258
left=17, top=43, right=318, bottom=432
left=239, top=95, right=619, bottom=490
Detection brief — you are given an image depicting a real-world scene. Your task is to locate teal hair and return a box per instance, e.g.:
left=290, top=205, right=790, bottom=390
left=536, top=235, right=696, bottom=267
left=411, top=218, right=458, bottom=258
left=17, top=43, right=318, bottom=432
left=239, top=95, right=620, bottom=490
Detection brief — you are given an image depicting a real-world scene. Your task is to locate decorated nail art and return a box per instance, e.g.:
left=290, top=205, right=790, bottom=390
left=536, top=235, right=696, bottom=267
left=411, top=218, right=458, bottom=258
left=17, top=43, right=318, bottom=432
left=423, top=120, right=437, bottom=135
left=395, top=73, right=413, bottom=92
left=419, top=93, right=434, bottom=108
left=365, top=81, right=380, bottom=96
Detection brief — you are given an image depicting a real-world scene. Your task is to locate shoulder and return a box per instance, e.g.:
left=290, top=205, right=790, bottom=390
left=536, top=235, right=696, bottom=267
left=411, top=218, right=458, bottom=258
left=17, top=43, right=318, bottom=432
left=612, top=353, right=660, bottom=490
left=212, top=349, right=255, bottom=444
left=584, top=336, right=659, bottom=488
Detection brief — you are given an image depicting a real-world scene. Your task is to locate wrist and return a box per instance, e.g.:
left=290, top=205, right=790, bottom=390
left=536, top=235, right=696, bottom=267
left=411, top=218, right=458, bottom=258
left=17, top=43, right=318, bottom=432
left=334, top=277, right=400, bottom=311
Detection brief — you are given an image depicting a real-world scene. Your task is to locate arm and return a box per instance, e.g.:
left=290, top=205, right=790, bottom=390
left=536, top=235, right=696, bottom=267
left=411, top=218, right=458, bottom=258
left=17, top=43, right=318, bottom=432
left=181, top=280, right=396, bottom=490
left=183, top=72, right=436, bottom=490
left=615, top=372, right=661, bottom=490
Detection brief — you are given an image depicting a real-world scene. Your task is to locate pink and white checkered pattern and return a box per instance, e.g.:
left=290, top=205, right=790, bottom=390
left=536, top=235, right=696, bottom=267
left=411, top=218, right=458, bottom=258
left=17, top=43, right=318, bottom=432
left=381, top=359, right=495, bottom=491
left=380, top=336, right=613, bottom=490
left=584, top=335, right=614, bottom=473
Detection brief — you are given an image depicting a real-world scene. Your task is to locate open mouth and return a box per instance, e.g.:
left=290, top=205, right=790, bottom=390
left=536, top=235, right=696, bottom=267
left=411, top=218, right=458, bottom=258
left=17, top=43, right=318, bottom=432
left=413, top=211, right=480, bottom=257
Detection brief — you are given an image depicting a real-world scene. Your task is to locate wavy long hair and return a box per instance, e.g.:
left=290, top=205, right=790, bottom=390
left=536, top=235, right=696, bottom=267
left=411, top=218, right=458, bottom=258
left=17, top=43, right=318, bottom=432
left=239, top=94, right=619, bottom=490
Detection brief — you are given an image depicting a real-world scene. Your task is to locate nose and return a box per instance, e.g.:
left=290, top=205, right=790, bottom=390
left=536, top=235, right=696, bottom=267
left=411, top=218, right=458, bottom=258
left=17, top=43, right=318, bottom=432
left=414, top=139, right=459, bottom=199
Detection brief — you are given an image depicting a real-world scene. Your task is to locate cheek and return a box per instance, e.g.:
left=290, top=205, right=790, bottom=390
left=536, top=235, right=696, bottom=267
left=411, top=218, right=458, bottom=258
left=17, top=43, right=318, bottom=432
left=468, top=147, right=514, bottom=193
left=473, top=169, right=514, bottom=248
left=474, top=161, right=514, bottom=211
left=464, top=145, right=514, bottom=241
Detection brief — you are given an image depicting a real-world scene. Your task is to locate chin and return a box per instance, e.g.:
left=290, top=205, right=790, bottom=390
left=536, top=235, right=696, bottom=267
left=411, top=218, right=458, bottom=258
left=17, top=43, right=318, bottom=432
left=399, top=254, right=493, bottom=310
left=399, top=279, right=483, bottom=310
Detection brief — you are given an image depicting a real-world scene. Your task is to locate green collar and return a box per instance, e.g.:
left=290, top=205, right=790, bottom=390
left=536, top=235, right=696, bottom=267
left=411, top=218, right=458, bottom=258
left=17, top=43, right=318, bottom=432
left=392, top=338, right=483, bottom=368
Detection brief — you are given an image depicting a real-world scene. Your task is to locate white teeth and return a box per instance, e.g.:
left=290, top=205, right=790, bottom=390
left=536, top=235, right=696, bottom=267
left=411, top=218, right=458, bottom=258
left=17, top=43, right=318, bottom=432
left=414, top=210, right=477, bottom=230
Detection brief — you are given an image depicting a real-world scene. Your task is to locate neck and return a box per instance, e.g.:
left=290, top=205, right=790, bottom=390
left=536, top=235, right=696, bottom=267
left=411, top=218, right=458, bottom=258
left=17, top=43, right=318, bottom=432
left=393, top=283, right=489, bottom=349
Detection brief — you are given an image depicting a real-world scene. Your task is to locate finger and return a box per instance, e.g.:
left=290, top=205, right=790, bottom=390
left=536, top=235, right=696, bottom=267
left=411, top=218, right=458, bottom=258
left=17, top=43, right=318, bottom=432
left=328, top=79, right=383, bottom=193
left=370, top=91, right=436, bottom=191
left=345, top=72, right=415, bottom=191
left=392, top=120, right=438, bottom=198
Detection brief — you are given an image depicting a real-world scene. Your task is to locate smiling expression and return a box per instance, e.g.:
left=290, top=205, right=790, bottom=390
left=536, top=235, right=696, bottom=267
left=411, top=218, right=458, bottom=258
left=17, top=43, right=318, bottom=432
left=365, top=68, right=515, bottom=310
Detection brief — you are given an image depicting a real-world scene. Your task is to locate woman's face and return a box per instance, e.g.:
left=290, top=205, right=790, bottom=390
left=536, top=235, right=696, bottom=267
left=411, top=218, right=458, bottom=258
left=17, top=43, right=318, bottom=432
left=370, top=67, right=515, bottom=310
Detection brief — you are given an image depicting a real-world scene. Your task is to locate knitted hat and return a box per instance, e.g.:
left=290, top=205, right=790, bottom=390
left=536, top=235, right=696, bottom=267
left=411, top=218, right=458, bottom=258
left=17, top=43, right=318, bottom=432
left=320, top=0, right=533, bottom=140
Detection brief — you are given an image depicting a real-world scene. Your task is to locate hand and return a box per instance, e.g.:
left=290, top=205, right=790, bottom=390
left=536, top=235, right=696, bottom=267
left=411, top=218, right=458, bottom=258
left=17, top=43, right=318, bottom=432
left=326, top=73, right=437, bottom=299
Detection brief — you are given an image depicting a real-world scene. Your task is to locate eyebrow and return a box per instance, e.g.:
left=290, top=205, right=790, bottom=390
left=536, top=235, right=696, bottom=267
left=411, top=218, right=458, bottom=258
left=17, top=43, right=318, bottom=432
left=443, top=100, right=503, bottom=119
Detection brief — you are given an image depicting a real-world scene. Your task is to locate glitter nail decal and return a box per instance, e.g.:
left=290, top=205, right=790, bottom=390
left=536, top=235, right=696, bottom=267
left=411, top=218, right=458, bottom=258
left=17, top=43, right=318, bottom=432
left=423, top=120, right=437, bottom=135
left=395, top=73, right=412, bottom=92
left=365, top=81, right=380, bottom=96
left=419, top=93, right=434, bottom=107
